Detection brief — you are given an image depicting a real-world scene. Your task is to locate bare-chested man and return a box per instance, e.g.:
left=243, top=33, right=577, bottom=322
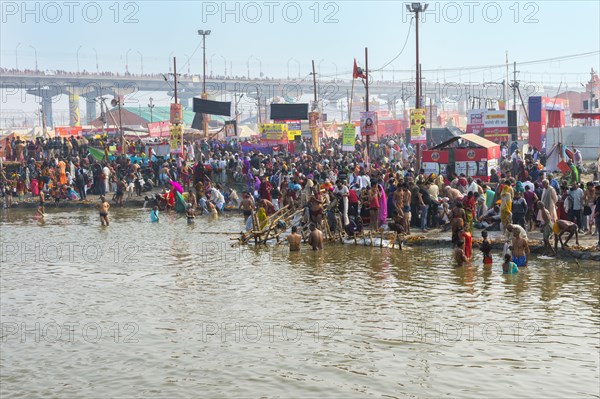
left=239, top=192, right=254, bottom=222
left=37, top=190, right=45, bottom=216
left=115, top=179, right=126, bottom=207
left=308, top=224, right=324, bottom=250
left=511, top=228, right=530, bottom=267
left=287, top=226, right=302, bottom=251
left=537, top=201, right=556, bottom=256
left=553, top=219, right=580, bottom=252
left=97, top=195, right=110, bottom=226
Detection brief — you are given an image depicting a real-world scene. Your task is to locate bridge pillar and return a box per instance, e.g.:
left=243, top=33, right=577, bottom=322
left=42, top=96, right=54, bottom=129
left=25, top=87, right=59, bottom=129
left=85, top=97, right=97, bottom=124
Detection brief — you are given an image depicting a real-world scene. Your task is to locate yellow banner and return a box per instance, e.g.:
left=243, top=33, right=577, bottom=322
left=342, top=123, right=356, bottom=151
left=410, top=108, right=426, bottom=143
left=260, top=123, right=287, bottom=140
left=170, top=125, right=182, bottom=151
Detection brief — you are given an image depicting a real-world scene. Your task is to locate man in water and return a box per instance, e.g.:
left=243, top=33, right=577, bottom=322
left=308, top=224, right=324, bottom=250
left=287, top=226, right=302, bottom=251
left=97, top=195, right=110, bottom=226
left=553, top=219, right=580, bottom=252
left=511, top=228, right=530, bottom=267
left=454, top=239, right=467, bottom=267
left=37, top=190, right=45, bottom=217
left=239, top=192, right=254, bottom=222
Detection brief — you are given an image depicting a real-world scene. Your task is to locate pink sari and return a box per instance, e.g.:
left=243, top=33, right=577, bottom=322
left=378, top=183, right=388, bottom=226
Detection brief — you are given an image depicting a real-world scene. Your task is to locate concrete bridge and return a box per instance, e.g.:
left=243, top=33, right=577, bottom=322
left=0, top=70, right=556, bottom=127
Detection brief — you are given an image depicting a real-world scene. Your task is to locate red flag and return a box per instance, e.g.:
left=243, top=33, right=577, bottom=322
left=353, top=58, right=366, bottom=79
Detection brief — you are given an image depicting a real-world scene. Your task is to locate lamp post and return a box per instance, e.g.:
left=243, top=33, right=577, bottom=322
left=197, top=29, right=211, bottom=93
left=198, top=29, right=212, bottom=137
left=184, top=54, right=191, bottom=75
left=247, top=54, right=253, bottom=79
left=406, top=2, right=428, bottom=170
left=148, top=97, right=155, bottom=122
left=15, top=42, right=21, bottom=69
left=92, top=48, right=99, bottom=73
left=29, top=45, right=38, bottom=71
left=287, top=57, right=294, bottom=80
left=210, top=53, right=216, bottom=77
left=318, top=58, right=325, bottom=80
left=76, top=45, right=83, bottom=73
left=331, top=62, right=338, bottom=82
left=137, top=51, right=144, bottom=75
left=125, top=48, right=132, bottom=74
left=253, top=56, right=262, bottom=78
left=220, top=55, right=227, bottom=76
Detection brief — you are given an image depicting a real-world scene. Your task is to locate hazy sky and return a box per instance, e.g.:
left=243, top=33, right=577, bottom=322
left=1, top=1, right=599, bottom=120
left=2, top=0, right=599, bottom=82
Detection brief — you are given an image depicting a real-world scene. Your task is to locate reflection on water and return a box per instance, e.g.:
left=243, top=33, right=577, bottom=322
left=1, top=208, right=599, bottom=398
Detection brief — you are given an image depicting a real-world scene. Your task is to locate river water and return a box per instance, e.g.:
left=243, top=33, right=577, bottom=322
left=1, top=208, right=599, bottom=398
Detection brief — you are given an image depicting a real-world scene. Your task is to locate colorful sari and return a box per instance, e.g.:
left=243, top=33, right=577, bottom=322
left=500, top=186, right=513, bottom=229
left=378, top=183, right=388, bottom=226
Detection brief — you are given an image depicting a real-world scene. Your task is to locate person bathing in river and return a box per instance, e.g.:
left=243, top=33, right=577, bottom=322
left=502, top=253, right=519, bottom=274
left=511, top=227, right=530, bottom=267
left=287, top=226, right=302, bottom=252
left=454, top=239, right=467, bottom=267
left=480, top=230, right=493, bottom=266
left=97, top=195, right=110, bottom=226
left=308, top=224, right=324, bottom=251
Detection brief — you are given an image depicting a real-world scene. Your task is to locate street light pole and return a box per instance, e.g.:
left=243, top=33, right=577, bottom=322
left=331, top=62, right=338, bottom=82
left=247, top=55, right=253, bottom=79
left=92, top=48, right=99, bottom=73
left=253, top=56, right=262, bottom=78
left=15, top=42, right=21, bottom=69
left=406, top=2, right=428, bottom=170
left=76, top=45, right=83, bottom=73
left=137, top=51, right=143, bottom=75
left=220, top=55, right=227, bottom=76
left=198, top=29, right=212, bottom=137
left=210, top=53, right=216, bottom=77
left=29, top=45, right=38, bottom=71
left=125, top=48, right=132, bottom=74
left=148, top=97, right=154, bottom=122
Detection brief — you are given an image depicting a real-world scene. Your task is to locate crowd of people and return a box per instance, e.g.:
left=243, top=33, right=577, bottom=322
left=2, top=132, right=599, bottom=260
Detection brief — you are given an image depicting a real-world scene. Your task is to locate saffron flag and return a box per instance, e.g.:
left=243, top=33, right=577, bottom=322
left=353, top=59, right=367, bottom=79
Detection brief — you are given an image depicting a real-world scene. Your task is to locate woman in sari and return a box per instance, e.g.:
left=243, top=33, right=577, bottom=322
left=378, top=182, right=388, bottom=227
left=257, top=206, right=268, bottom=230
left=462, top=191, right=475, bottom=232
left=500, top=185, right=513, bottom=233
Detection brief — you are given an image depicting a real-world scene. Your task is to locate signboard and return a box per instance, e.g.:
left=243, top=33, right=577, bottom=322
left=225, top=120, right=237, bottom=138
left=260, top=123, right=287, bottom=140
left=483, top=110, right=508, bottom=139
left=342, top=123, right=356, bottom=152
left=422, top=162, right=439, bottom=176
left=170, top=103, right=183, bottom=124
left=466, top=109, right=485, bottom=134
left=286, top=120, right=301, bottom=140
left=410, top=108, right=426, bottom=143
left=360, top=111, right=377, bottom=136
left=169, top=125, right=182, bottom=151
left=308, top=112, right=321, bottom=129
left=148, top=121, right=171, bottom=137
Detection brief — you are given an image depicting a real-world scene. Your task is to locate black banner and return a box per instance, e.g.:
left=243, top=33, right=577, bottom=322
left=193, top=98, right=231, bottom=116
